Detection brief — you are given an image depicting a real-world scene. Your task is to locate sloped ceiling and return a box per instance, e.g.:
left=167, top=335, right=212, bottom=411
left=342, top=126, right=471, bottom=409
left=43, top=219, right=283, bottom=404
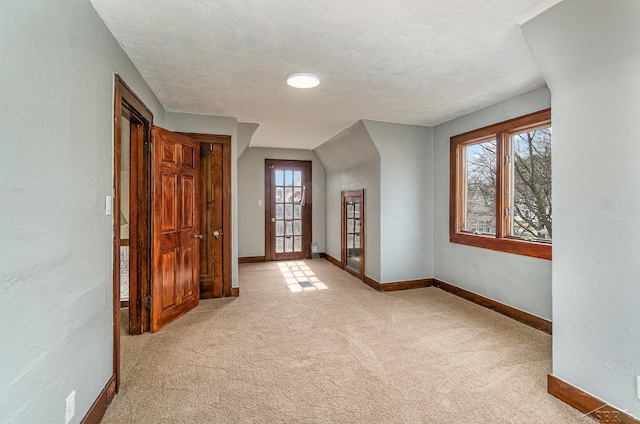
left=90, top=0, right=561, bottom=149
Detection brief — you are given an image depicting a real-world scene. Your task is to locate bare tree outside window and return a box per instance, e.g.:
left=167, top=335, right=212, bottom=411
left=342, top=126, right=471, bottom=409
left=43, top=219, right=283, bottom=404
left=512, top=127, right=552, bottom=240
left=465, top=140, right=497, bottom=234
left=463, top=128, right=552, bottom=241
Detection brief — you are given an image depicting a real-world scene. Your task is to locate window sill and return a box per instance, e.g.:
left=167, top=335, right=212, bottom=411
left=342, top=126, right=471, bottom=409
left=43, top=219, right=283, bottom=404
left=450, top=232, right=551, bottom=260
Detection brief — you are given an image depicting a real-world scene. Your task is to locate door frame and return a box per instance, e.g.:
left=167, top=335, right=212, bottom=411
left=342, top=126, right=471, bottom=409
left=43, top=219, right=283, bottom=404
left=341, top=189, right=365, bottom=280
left=264, top=159, right=313, bottom=260
left=180, top=133, right=233, bottom=298
left=112, top=74, right=153, bottom=392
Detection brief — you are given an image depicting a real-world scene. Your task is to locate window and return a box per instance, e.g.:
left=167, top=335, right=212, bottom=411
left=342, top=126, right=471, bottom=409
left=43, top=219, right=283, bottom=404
left=450, top=109, right=551, bottom=260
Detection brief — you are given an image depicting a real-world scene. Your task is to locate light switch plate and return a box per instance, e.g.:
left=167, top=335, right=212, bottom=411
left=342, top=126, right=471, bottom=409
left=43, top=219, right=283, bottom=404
left=65, top=390, right=75, bottom=423
left=105, top=196, right=112, bottom=216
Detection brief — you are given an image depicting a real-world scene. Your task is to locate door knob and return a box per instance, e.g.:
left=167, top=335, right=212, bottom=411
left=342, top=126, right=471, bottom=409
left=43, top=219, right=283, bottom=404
left=195, top=234, right=203, bottom=239
left=213, top=230, right=220, bottom=239
left=271, top=218, right=276, bottom=222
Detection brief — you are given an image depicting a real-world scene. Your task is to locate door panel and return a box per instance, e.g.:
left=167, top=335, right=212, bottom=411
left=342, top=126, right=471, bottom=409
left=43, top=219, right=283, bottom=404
left=265, top=160, right=312, bottom=261
left=151, top=126, right=200, bottom=332
left=181, top=176, right=195, bottom=229
left=161, top=174, right=177, bottom=232
left=161, top=250, right=177, bottom=309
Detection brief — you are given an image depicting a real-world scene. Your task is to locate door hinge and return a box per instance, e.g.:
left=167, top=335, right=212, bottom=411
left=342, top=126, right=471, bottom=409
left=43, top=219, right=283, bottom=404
left=506, top=155, right=512, bottom=165
left=143, top=294, right=151, bottom=309
left=143, top=141, right=151, bottom=155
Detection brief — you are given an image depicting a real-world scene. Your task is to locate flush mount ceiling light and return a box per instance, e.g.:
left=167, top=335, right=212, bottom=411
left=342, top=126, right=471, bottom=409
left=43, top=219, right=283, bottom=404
left=286, top=73, right=320, bottom=89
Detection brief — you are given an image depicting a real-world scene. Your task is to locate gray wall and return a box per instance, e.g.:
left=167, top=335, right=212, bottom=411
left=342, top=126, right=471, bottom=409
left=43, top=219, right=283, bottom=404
left=314, top=121, right=382, bottom=282
left=364, top=121, right=434, bottom=282
left=523, top=0, right=640, bottom=418
left=237, top=123, right=259, bottom=158
left=0, top=0, right=166, bottom=422
left=237, top=147, right=326, bottom=257
left=433, top=87, right=553, bottom=320
left=164, top=112, right=240, bottom=287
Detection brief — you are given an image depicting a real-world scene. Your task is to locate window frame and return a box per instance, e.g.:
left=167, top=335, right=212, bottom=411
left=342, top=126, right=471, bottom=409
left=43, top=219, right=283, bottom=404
left=449, top=108, right=552, bottom=260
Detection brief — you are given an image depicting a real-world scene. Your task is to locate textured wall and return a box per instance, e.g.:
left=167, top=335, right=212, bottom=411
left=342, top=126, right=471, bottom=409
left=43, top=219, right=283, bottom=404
left=432, top=87, right=553, bottom=320
left=364, top=121, right=434, bottom=282
left=237, top=123, right=259, bottom=157
left=0, top=0, right=165, bottom=422
left=523, top=0, right=640, bottom=418
left=237, top=147, right=326, bottom=257
left=314, top=121, right=382, bottom=282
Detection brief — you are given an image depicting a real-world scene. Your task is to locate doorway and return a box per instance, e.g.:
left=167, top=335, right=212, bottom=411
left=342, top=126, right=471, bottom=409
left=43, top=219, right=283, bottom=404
left=183, top=133, right=232, bottom=298
left=265, top=160, right=312, bottom=260
left=112, top=76, right=233, bottom=391
left=341, top=189, right=365, bottom=280
left=113, top=75, right=153, bottom=391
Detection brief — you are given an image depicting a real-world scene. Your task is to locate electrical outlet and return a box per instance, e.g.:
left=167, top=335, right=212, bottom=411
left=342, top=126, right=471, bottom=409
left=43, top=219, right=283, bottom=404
left=65, top=391, right=75, bottom=424
left=636, top=376, right=640, bottom=400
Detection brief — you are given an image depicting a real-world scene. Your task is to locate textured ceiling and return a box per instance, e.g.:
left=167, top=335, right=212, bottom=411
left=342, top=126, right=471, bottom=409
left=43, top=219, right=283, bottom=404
left=90, top=0, right=560, bottom=149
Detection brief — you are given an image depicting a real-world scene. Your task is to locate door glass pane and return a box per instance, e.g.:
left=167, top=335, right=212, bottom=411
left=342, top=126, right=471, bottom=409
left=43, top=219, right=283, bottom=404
left=284, top=187, right=293, bottom=203
left=285, top=204, right=293, bottom=220
left=294, top=220, right=301, bottom=235
left=276, top=187, right=284, bottom=203
left=276, top=237, right=284, bottom=253
left=285, top=221, right=293, bottom=236
left=275, top=170, right=284, bottom=186
left=294, top=205, right=301, bottom=219
left=285, top=237, right=293, bottom=252
left=293, top=188, right=302, bottom=204
left=275, top=204, right=284, bottom=219
left=346, top=257, right=360, bottom=271
left=294, top=171, right=302, bottom=186
left=345, top=198, right=362, bottom=274
left=276, top=221, right=284, bottom=236
left=511, top=126, right=552, bottom=241
left=294, top=236, right=302, bottom=252
left=464, top=139, right=496, bottom=234
left=285, top=171, right=293, bottom=186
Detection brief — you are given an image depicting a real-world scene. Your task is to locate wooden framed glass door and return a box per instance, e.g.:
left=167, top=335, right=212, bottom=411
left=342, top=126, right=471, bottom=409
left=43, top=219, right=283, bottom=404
left=265, top=160, right=312, bottom=260
left=341, top=189, right=364, bottom=280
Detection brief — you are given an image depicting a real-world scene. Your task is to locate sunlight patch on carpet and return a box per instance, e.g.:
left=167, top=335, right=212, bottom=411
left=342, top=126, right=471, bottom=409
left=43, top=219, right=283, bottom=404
left=278, top=261, right=328, bottom=292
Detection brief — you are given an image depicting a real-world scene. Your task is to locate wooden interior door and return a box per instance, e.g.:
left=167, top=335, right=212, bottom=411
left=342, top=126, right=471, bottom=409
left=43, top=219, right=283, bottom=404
left=151, top=126, right=200, bottom=332
left=199, top=143, right=223, bottom=298
left=265, top=160, right=312, bottom=261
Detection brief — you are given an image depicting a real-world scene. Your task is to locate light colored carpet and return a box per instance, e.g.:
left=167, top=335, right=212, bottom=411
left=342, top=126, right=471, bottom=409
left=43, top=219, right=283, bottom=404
left=103, top=259, right=590, bottom=423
